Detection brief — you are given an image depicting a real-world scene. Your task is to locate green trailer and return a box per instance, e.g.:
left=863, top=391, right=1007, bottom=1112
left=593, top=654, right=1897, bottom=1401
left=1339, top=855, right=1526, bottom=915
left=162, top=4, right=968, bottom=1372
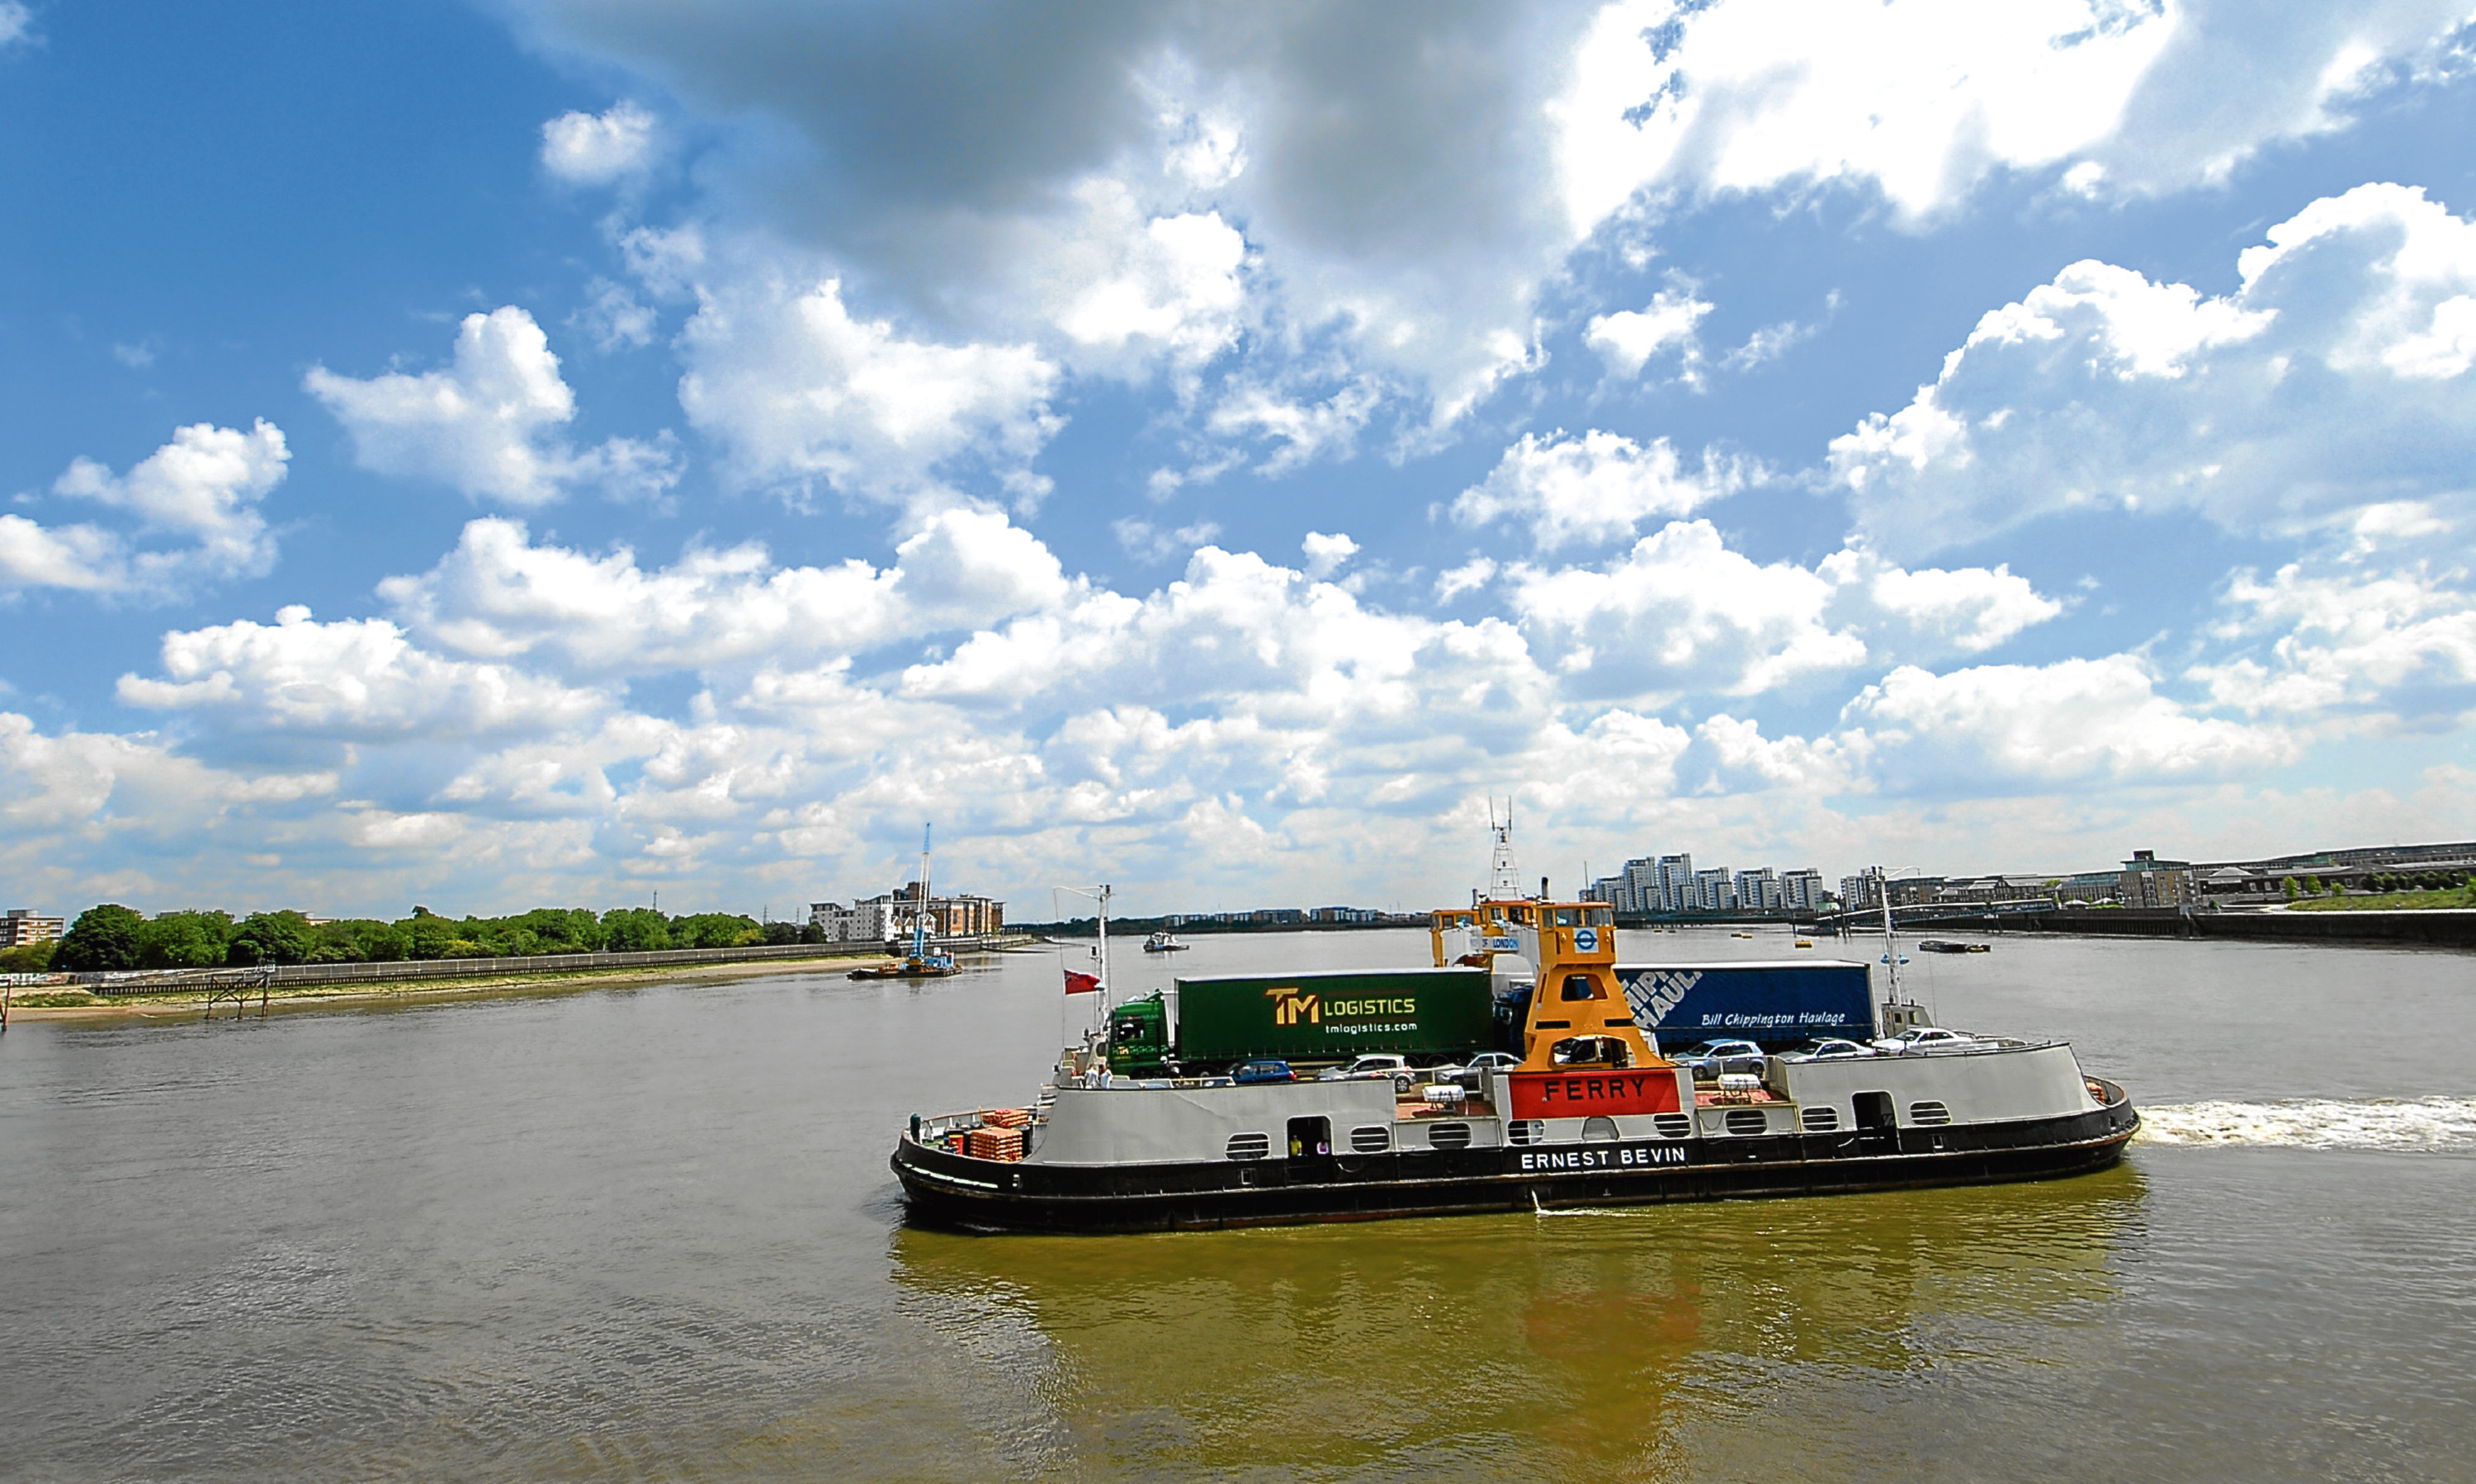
left=1106, top=968, right=1496, bottom=1075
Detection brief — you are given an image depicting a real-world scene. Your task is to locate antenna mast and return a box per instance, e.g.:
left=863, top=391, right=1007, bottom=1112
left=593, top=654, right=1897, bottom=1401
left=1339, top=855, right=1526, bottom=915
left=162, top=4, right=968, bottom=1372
left=1486, top=795, right=1522, bottom=900
left=914, top=822, right=933, bottom=962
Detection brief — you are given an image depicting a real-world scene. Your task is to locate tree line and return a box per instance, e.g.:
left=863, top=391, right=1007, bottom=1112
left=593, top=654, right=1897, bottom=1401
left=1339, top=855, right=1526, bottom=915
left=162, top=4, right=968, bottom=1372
left=5, top=905, right=829, bottom=974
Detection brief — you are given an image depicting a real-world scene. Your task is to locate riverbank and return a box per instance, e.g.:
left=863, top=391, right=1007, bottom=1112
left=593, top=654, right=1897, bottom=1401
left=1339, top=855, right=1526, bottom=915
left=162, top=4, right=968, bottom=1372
left=2, top=938, right=1049, bottom=1026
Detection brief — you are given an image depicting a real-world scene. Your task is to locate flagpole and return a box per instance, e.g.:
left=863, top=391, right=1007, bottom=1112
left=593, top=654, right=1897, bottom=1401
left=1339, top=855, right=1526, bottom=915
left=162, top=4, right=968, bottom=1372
left=1057, top=882, right=1113, bottom=1037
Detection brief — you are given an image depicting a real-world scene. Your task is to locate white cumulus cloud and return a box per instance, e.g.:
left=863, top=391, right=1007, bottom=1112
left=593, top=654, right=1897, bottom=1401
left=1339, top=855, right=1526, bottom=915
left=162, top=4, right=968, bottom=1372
left=117, top=604, right=612, bottom=741
left=541, top=100, right=660, bottom=186
left=2190, top=558, right=2476, bottom=726
left=1453, top=428, right=1746, bottom=551
left=1584, top=287, right=1712, bottom=377
left=1842, top=655, right=2298, bottom=793
left=306, top=306, right=682, bottom=508
left=380, top=508, right=1071, bottom=677
left=2, top=421, right=289, bottom=596
left=1554, top=0, right=2474, bottom=231
left=1832, top=182, right=2476, bottom=556
left=678, top=272, right=1061, bottom=513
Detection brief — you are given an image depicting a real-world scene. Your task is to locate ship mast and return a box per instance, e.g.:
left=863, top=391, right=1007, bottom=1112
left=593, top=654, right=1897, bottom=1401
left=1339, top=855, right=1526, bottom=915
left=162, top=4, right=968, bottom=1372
left=1876, top=864, right=1899, bottom=1001
left=1484, top=795, right=1522, bottom=902
left=914, top=822, right=933, bottom=962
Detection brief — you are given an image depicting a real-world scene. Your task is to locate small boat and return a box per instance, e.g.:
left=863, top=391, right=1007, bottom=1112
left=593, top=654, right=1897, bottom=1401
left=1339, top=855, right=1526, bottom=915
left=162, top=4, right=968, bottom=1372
left=848, top=956, right=959, bottom=981
left=1794, top=938, right=1814, bottom=948
left=1141, top=931, right=1188, bottom=953
left=1731, top=931, right=1754, bottom=939
left=1916, top=939, right=1991, bottom=955
left=852, top=824, right=961, bottom=979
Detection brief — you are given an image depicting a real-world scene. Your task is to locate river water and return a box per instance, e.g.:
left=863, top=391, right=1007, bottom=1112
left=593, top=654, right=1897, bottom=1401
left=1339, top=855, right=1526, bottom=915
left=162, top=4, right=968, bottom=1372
left=2, top=928, right=2471, bottom=1481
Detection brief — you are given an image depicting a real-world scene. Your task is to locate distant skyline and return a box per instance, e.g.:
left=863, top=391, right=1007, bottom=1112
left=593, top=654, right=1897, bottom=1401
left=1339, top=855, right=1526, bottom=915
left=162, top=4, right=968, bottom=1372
left=5, top=2, right=2476, bottom=921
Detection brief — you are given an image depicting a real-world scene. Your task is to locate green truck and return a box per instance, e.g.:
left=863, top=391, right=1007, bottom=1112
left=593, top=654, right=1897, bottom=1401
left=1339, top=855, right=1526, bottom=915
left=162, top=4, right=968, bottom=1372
left=1106, top=968, right=1496, bottom=1076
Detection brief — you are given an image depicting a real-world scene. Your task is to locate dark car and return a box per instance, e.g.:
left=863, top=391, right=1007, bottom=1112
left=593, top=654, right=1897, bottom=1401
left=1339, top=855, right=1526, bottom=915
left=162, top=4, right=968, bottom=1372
left=1232, top=1059, right=1297, bottom=1085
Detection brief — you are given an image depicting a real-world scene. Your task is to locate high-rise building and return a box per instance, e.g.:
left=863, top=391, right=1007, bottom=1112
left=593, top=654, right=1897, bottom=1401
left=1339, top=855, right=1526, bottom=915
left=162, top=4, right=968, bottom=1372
left=2, top=909, right=64, bottom=948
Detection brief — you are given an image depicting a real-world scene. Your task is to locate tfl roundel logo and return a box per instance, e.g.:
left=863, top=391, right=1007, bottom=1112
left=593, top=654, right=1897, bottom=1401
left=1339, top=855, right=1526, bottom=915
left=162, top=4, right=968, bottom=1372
left=1573, top=927, right=1599, bottom=952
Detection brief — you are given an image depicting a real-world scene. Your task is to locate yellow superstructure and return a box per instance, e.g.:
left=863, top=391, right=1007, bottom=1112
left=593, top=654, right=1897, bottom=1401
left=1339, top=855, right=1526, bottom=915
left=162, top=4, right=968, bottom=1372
left=1429, top=897, right=1669, bottom=1073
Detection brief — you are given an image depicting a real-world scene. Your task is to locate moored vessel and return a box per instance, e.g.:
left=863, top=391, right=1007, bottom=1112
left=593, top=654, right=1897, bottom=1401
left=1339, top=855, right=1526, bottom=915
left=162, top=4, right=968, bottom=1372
left=890, top=871, right=2137, bottom=1233
left=851, top=825, right=961, bottom=981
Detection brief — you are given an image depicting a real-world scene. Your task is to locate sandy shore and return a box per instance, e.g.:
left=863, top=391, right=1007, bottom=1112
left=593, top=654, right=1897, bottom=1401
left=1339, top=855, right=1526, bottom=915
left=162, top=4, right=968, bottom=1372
left=2, top=944, right=1049, bottom=1027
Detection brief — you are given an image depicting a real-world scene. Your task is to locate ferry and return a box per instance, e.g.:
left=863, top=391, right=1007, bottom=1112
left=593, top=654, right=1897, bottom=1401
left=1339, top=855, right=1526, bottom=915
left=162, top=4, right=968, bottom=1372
left=889, top=874, right=2138, bottom=1233
left=1141, top=931, right=1188, bottom=953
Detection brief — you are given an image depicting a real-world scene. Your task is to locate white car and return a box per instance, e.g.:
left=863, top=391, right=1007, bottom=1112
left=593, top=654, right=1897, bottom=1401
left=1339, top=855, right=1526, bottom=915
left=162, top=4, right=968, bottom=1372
left=1319, top=1054, right=1416, bottom=1091
left=1782, top=1037, right=1875, bottom=1061
left=1871, top=1027, right=1982, bottom=1054
left=1460, top=1052, right=1521, bottom=1071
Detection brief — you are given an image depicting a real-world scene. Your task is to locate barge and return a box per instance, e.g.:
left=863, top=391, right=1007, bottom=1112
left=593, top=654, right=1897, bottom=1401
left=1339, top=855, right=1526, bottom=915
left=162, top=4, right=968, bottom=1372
left=891, top=886, right=2136, bottom=1233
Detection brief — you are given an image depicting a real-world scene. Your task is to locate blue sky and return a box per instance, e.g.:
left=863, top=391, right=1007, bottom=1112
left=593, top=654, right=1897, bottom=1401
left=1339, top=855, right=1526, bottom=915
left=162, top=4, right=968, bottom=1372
left=6, top=1, right=2476, bottom=919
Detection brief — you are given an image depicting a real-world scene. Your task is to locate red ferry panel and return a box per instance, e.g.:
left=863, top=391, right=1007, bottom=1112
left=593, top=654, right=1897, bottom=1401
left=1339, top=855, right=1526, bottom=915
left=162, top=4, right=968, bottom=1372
left=1505, top=1068, right=1687, bottom=1120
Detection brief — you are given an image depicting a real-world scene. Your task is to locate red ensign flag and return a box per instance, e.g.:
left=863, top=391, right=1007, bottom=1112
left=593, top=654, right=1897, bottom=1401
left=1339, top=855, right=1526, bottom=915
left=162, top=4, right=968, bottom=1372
left=1064, top=969, right=1103, bottom=995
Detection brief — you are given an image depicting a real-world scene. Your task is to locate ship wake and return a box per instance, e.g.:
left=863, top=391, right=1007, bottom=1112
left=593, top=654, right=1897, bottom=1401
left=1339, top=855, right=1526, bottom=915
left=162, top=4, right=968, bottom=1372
left=2135, top=1097, right=2476, bottom=1151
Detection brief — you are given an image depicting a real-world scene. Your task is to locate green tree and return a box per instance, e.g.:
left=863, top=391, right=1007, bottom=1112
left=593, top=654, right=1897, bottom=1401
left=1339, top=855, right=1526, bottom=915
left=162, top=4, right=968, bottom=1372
left=227, top=911, right=313, bottom=966
left=138, top=910, right=232, bottom=968
left=54, top=904, right=144, bottom=971
left=600, top=907, right=671, bottom=952
left=501, top=907, right=605, bottom=952
left=0, top=941, right=55, bottom=972
left=671, top=912, right=762, bottom=949
left=395, top=909, right=470, bottom=960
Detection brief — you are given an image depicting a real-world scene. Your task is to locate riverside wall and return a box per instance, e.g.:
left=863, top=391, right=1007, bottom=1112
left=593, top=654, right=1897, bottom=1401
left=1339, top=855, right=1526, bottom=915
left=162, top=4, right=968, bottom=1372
left=1832, top=908, right=2476, bottom=948
left=43, top=935, right=1031, bottom=997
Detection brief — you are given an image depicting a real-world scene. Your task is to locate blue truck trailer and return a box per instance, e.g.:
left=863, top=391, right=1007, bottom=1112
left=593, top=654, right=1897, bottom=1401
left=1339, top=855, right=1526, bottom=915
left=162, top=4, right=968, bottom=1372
left=1614, top=960, right=1875, bottom=1049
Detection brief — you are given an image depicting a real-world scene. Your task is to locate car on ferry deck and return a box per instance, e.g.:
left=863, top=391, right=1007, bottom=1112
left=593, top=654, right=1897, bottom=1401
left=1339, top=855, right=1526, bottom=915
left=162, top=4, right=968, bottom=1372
left=1231, top=1059, right=1297, bottom=1085
left=1782, top=1037, right=1875, bottom=1061
left=1318, top=1053, right=1416, bottom=1091
left=1873, top=1027, right=1985, bottom=1054
left=1675, top=1039, right=1765, bottom=1079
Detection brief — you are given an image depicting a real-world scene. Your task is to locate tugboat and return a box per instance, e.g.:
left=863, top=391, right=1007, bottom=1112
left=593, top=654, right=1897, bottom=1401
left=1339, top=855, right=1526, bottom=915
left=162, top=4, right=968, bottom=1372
left=889, top=870, right=2137, bottom=1232
left=848, top=825, right=961, bottom=981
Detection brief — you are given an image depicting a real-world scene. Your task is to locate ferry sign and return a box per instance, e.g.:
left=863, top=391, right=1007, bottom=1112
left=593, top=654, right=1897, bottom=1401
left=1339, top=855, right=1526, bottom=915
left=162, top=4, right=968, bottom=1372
left=1504, top=1068, right=1685, bottom=1120
left=1477, top=934, right=1521, bottom=952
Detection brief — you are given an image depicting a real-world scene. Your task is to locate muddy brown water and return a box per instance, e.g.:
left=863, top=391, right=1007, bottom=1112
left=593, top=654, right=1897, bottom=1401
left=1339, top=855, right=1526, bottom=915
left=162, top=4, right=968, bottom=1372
left=2, top=928, right=2470, bottom=1480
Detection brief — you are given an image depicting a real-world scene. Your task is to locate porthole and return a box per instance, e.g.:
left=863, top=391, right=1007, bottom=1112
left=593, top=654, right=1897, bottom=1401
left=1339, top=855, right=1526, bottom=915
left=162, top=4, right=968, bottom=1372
left=1801, top=1106, right=1840, bottom=1133
left=1908, top=1101, right=1952, bottom=1127
left=1723, top=1108, right=1769, bottom=1137
left=1428, top=1122, right=1473, bottom=1151
left=1581, top=1115, right=1619, bottom=1141
left=1225, top=1132, right=1271, bottom=1160
left=1652, top=1113, right=1692, bottom=1139
left=1349, top=1124, right=1392, bottom=1154
left=1508, top=1119, right=1545, bottom=1146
